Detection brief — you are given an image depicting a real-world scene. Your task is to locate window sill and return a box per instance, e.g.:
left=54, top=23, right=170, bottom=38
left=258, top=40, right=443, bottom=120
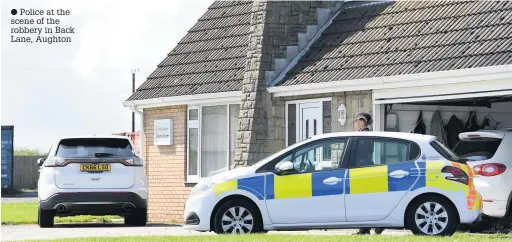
left=184, top=181, right=198, bottom=185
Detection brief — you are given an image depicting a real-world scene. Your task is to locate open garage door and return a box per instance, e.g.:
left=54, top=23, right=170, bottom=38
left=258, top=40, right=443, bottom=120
left=373, top=80, right=512, bottom=150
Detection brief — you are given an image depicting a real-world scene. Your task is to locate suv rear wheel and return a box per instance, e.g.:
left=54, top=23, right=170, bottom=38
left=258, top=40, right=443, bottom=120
left=124, top=208, right=147, bottom=226
left=38, top=205, right=54, bottom=228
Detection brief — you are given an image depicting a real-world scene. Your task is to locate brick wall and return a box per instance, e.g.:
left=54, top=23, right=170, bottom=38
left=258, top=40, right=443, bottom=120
left=143, top=105, right=191, bottom=223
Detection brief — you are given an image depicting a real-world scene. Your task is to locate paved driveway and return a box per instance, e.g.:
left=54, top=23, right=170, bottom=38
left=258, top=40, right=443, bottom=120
left=2, top=191, right=38, bottom=203
left=1, top=224, right=411, bottom=241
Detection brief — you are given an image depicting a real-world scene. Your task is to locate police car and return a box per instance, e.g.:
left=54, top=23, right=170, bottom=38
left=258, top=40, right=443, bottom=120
left=184, top=132, right=482, bottom=236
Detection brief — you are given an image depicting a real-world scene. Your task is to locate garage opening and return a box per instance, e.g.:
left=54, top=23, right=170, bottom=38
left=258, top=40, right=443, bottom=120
left=380, top=95, right=512, bottom=150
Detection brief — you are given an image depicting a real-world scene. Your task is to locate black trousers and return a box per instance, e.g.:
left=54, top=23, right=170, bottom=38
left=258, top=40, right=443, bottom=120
left=359, top=228, right=384, bottom=234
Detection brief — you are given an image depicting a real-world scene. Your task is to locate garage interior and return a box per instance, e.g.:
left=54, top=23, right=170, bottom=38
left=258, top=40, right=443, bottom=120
left=382, top=95, right=512, bottom=149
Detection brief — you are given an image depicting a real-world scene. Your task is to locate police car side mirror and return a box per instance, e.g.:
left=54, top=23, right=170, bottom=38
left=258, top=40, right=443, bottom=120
left=275, top=161, right=294, bottom=174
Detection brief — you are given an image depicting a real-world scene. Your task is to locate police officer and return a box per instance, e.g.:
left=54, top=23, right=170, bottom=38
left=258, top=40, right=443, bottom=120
left=353, top=112, right=385, bottom=235
left=354, top=112, right=372, bottom=132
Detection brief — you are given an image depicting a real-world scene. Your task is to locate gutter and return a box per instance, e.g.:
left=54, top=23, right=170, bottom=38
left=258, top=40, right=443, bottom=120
left=123, top=91, right=241, bottom=109
left=268, top=65, right=512, bottom=97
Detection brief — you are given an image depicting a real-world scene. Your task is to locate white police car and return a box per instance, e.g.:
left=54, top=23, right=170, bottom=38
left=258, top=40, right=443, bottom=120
left=184, top=132, right=481, bottom=236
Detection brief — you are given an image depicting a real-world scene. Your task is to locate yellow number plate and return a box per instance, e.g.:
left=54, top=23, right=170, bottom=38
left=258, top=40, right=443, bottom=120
left=80, top=164, right=111, bottom=172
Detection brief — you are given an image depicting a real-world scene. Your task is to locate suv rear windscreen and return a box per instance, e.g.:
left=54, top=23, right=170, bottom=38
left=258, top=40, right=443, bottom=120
left=453, top=138, right=502, bottom=161
left=56, top=138, right=133, bottom=158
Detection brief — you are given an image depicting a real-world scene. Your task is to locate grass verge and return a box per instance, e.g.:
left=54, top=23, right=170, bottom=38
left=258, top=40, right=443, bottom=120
left=1, top=202, right=121, bottom=225
left=25, top=234, right=512, bottom=242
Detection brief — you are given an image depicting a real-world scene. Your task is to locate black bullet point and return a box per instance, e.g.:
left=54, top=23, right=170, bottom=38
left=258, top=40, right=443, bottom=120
left=11, top=9, right=17, bottom=15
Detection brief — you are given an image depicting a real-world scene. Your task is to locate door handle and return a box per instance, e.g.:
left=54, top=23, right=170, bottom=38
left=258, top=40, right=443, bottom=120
left=323, top=177, right=342, bottom=185
left=389, top=170, right=409, bottom=179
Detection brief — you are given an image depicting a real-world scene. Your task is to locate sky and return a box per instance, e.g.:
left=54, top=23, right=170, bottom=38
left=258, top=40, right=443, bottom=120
left=1, top=0, right=215, bottom=151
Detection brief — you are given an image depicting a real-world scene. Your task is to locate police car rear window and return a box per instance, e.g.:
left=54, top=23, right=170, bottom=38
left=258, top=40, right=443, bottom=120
left=430, top=141, right=460, bottom=161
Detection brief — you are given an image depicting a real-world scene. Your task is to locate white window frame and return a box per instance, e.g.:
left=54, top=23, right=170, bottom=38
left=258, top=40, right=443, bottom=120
left=187, top=106, right=200, bottom=183
left=285, top=97, right=332, bottom=147
left=186, top=102, right=239, bottom=183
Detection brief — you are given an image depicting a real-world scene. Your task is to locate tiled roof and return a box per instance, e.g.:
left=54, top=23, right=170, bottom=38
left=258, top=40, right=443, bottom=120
left=277, top=1, right=512, bottom=87
left=127, top=1, right=252, bottom=101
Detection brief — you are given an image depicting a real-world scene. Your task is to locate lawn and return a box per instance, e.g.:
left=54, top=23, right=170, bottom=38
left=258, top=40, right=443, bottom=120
left=1, top=202, right=121, bottom=225
left=25, top=234, right=512, bottom=242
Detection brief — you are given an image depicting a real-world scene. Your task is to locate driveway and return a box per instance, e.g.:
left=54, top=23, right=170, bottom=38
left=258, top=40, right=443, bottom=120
left=1, top=224, right=411, bottom=241
left=2, top=191, right=38, bottom=203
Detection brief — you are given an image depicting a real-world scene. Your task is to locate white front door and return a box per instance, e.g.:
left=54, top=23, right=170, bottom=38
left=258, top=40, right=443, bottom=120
left=299, top=102, right=322, bottom=141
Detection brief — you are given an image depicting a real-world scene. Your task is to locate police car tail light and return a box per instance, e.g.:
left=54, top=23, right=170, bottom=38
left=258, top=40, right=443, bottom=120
left=441, top=166, right=469, bottom=185
left=473, top=163, right=506, bottom=177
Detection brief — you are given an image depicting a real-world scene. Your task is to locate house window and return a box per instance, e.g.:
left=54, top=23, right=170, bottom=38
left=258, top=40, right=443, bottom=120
left=187, top=104, right=240, bottom=182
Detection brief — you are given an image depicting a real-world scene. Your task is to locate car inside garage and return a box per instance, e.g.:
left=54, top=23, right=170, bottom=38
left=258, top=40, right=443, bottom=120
left=381, top=95, right=512, bottom=150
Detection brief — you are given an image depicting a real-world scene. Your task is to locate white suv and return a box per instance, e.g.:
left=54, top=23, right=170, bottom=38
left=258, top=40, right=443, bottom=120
left=454, top=129, right=512, bottom=225
left=37, top=135, right=148, bottom=228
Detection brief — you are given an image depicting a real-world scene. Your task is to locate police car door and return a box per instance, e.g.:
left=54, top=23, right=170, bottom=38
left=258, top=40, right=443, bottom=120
left=344, top=137, right=421, bottom=222
left=263, top=137, right=350, bottom=225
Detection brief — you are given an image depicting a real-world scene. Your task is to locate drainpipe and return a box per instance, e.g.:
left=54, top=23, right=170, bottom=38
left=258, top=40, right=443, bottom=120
left=130, top=104, right=144, bottom=160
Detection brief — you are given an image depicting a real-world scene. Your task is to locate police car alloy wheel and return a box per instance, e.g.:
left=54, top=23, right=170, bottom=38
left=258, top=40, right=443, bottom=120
left=213, top=199, right=263, bottom=234
left=415, top=202, right=449, bottom=234
left=407, top=196, right=458, bottom=236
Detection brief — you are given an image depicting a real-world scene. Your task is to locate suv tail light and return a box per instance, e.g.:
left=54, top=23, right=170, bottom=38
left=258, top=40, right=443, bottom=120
left=123, top=156, right=143, bottom=167
left=441, top=166, right=469, bottom=185
left=44, top=157, right=67, bottom=167
left=473, top=163, right=506, bottom=176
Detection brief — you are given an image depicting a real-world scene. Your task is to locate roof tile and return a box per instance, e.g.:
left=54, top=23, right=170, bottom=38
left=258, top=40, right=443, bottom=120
left=278, top=1, right=512, bottom=86
left=128, top=1, right=252, bottom=101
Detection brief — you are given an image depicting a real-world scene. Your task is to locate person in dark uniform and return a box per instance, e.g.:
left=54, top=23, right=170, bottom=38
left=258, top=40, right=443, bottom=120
left=354, top=112, right=372, bottom=132
left=353, top=112, right=385, bottom=235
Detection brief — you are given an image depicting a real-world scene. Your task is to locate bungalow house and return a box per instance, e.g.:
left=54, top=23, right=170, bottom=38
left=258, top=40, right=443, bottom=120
left=123, top=0, right=512, bottom=223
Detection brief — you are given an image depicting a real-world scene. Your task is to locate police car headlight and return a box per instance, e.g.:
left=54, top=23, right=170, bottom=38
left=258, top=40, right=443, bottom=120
left=191, top=181, right=215, bottom=196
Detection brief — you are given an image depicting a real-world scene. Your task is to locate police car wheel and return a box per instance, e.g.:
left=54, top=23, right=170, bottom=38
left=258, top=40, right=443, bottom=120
left=213, top=199, right=263, bottom=234
left=407, top=196, right=458, bottom=236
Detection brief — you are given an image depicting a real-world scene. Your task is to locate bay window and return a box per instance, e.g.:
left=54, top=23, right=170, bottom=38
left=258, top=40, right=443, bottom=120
left=187, top=104, right=240, bottom=182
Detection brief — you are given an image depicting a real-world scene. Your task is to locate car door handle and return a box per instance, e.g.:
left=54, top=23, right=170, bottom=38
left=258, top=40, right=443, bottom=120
left=323, top=177, right=343, bottom=185
left=389, top=170, right=409, bottom=179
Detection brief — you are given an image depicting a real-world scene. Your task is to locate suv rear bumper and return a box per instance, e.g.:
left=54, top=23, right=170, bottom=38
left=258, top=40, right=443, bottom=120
left=40, top=192, right=147, bottom=216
